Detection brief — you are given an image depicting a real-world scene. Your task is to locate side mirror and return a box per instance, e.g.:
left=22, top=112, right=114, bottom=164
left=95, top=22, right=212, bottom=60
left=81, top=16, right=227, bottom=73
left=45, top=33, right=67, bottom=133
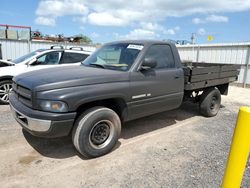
left=140, top=58, right=157, bottom=70
left=28, top=58, right=38, bottom=66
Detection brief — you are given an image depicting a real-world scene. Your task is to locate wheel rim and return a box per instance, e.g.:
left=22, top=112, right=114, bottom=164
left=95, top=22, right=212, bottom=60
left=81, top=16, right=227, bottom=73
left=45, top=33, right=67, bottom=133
left=0, top=83, right=12, bottom=102
left=210, top=96, right=218, bottom=110
left=89, top=120, right=115, bottom=149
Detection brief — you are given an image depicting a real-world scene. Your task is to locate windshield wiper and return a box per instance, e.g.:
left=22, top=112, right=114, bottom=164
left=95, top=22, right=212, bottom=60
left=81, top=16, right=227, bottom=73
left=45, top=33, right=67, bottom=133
left=89, top=63, right=106, bottom=69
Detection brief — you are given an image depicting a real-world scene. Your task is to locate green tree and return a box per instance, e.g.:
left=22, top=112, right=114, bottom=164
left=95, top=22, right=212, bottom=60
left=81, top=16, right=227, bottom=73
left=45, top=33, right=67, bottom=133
left=74, top=34, right=92, bottom=44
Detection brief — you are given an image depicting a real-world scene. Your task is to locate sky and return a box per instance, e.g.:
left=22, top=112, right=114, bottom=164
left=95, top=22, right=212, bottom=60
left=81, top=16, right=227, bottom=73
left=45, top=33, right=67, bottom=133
left=0, top=0, right=250, bottom=44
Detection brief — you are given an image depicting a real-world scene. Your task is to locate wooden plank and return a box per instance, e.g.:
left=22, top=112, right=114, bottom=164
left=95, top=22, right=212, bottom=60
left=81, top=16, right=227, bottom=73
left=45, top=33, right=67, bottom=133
left=183, top=62, right=241, bottom=68
left=182, top=63, right=240, bottom=88
left=221, top=64, right=241, bottom=71
left=190, top=72, right=219, bottom=82
left=182, top=63, right=241, bottom=74
left=219, top=70, right=240, bottom=78
left=189, top=70, right=240, bottom=82
left=182, top=62, right=221, bottom=68
left=185, top=76, right=237, bottom=90
left=191, top=66, right=220, bottom=75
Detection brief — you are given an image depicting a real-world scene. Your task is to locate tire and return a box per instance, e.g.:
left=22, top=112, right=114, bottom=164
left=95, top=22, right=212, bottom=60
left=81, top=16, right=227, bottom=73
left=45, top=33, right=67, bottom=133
left=72, top=107, right=121, bottom=158
left=199, top=88, right=221, bottom=117
left=0, top=80, right=13, bottom=105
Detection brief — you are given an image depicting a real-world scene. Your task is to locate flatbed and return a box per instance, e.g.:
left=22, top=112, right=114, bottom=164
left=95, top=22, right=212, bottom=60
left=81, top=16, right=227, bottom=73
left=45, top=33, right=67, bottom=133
left=183, top=62, right=240, bottom=90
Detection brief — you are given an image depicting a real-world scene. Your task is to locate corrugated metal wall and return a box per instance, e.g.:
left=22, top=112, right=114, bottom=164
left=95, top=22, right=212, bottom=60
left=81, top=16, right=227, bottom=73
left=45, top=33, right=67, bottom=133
left=0, top=39, right=249, bottom=86
left=1, top=40, right=28, bottom=60
left=177, top=43, right=250, bottom=86
left=0, top=39, right=96, bottom=60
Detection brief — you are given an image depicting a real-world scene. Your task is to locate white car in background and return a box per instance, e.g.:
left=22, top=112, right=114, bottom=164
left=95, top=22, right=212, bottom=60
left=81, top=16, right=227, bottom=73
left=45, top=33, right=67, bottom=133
left=0, top=59, right=15, bottom=67
left=0, top=46, right=92, bottom=104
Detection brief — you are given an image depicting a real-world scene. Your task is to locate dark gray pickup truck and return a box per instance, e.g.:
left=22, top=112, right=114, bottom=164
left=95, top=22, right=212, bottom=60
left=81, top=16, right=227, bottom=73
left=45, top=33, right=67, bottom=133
left=9, top=40, right=240, bottom=158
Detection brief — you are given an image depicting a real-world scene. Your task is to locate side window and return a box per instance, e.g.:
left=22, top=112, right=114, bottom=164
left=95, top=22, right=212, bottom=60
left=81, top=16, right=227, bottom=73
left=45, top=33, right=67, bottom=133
left=36, top=52, right=62, bottom=65
left=61, top=52, right=89, bottom=64
left=144, top=44, right=175, bottom=69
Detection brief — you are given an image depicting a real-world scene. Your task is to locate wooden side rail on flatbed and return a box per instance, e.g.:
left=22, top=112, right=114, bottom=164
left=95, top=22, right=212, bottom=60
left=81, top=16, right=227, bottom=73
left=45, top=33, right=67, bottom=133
left=183, top=62, right=240, bottom=91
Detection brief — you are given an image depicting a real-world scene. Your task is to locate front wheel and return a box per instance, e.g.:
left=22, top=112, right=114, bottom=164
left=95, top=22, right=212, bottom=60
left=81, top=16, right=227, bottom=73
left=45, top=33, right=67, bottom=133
left=0, top=80, right=12, bottom=104
left=199, top=87, right=221, bottom=117
left=72, top=107, right=121, bottom=158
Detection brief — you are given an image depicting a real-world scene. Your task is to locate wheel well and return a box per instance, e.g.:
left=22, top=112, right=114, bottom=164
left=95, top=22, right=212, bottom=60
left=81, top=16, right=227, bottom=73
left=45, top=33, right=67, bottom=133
left=216, top=83, right=229, bottom=95
left=76, top=98, right=128, bottom=122
left=200, top=84, right=228, bottom=96
left=184, top=84, right=226, bottom=103
left=0, top=76, right=13, bottom=82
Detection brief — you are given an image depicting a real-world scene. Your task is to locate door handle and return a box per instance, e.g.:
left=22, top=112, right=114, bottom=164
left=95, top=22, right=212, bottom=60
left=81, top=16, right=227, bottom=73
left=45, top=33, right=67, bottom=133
left=174, top=75, right=180, bottom=79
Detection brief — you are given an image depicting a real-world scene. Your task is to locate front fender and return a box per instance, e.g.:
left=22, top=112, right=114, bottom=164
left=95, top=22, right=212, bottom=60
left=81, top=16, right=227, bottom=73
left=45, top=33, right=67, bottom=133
left=36, top=82, right=130, bottom=111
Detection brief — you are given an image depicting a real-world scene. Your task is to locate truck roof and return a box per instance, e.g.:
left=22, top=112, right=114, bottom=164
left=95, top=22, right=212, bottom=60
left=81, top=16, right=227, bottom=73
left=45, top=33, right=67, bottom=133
left=105, top=40, right=173, bottom=46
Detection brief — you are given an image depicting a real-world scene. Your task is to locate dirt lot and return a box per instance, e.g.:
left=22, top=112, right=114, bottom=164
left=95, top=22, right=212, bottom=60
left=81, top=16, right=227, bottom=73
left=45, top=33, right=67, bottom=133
left=0, top=86, right=249, bottom=188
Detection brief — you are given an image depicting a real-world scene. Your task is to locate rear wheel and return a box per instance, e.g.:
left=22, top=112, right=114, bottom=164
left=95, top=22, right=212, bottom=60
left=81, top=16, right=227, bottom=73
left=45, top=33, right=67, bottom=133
left=0, top=80, right=12, bottom=104
left=72, top=107, right=121, bottom=158
left=199, top=88, right=221, bottom=117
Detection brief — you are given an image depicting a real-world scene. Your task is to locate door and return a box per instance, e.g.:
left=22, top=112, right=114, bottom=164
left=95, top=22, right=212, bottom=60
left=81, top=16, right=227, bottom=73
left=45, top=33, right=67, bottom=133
left=35, top=51, right=62, bottom=65
left=128, top=44, right=184, bottom=120
left=26, top=51, right=63, bottom=72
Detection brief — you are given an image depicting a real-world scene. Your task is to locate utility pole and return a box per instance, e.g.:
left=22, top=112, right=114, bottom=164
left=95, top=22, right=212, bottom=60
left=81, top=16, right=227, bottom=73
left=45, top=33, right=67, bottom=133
left=191, top=33, right=196, bottom=62
left=191, top=33, right=196, bottom=44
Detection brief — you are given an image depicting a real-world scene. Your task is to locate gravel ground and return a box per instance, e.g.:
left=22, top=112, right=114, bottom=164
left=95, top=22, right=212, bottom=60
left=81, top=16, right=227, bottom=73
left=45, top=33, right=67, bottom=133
left=0, top=86, right=249, bottom=188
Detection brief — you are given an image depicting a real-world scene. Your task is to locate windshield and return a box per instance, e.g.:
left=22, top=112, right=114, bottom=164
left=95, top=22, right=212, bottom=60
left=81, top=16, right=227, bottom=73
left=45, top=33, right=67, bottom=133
left=82, top=43, right=143, bottom=71
left=12, top=49, right=45, bottom=64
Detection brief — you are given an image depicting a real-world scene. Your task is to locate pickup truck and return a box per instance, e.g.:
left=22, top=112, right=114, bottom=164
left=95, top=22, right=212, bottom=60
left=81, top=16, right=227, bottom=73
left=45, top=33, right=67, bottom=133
left=9, top=40, right=240, bottom=158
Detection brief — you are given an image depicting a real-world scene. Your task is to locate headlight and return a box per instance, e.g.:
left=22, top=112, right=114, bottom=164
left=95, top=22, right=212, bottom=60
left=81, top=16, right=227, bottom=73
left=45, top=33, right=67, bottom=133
left=39, top=100, right=68, bottom=113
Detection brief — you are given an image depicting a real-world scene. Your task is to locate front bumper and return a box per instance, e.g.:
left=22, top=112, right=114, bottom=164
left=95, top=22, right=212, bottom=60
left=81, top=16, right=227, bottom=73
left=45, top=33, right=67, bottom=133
left=9, top=94, right=76, bottom=138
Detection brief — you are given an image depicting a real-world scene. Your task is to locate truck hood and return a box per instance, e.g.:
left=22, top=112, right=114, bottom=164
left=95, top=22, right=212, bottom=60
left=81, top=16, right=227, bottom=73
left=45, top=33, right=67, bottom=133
left=14, top=65, right=130, bottom=91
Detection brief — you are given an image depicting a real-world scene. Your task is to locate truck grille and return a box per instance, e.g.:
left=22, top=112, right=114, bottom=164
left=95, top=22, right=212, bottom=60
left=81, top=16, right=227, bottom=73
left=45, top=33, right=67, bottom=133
left=12, top=82, right=32, bottom=107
